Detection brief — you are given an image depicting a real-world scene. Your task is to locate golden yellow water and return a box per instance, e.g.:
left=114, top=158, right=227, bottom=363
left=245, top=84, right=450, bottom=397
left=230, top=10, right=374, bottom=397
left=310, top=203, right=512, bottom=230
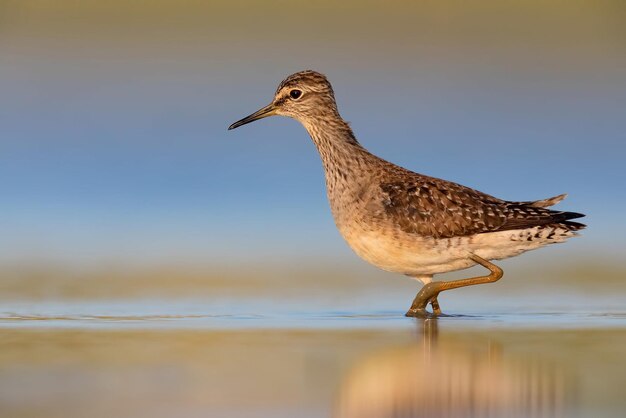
left=1, top=262, right=625, bottom=418
left=1, top=322, right=625, bottom=418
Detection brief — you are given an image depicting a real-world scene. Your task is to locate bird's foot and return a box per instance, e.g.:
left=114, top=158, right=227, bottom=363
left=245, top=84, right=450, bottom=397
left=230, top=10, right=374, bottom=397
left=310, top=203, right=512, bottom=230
left=405, top=297, right=442, bottom=318
left=406, top=284, right=443, bottom=317
left=405, top=307, right=438, bottom=318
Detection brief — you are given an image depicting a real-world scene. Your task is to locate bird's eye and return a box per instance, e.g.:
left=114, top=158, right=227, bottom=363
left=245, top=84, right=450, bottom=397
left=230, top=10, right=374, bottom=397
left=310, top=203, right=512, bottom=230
left=289, top=89, right=302, bottom=100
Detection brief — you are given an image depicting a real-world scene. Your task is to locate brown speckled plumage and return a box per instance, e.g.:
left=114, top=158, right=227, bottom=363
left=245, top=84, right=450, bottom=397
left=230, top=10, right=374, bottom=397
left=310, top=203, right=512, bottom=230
left=377, top=176, right=584, bottom=239
left=229, top=70, right=586, bottom=315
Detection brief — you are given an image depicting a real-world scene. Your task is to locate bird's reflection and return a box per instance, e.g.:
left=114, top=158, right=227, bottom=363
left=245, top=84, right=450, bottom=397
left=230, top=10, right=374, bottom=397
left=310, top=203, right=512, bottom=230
left=335, top=319, right=567, bottom=418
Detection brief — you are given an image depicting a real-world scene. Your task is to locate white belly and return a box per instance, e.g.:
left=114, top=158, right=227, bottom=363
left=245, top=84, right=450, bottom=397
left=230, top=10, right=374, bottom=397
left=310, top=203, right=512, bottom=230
left=337, top=223, right=577, bottom=276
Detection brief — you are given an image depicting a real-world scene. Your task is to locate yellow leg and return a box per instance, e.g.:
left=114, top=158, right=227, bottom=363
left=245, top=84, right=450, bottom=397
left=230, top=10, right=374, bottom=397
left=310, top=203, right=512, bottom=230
left=405, top=254, right=504, bottom=317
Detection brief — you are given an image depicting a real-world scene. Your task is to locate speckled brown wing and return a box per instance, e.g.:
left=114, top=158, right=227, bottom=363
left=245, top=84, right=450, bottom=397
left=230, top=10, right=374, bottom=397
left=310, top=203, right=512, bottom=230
left=379, top=176, right=584, bottom=239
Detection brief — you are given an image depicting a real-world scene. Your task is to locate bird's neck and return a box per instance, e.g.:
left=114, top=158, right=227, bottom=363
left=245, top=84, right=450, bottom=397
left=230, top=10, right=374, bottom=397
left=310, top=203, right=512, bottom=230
left=303, top=116, right=369, bottom=175
left=301, top=115, right=374, bottom=204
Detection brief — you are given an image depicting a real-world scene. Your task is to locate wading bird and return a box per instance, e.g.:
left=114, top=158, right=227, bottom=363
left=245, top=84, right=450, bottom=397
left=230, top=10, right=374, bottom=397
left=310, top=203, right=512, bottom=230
left=228, top=71, right=585, bottom=317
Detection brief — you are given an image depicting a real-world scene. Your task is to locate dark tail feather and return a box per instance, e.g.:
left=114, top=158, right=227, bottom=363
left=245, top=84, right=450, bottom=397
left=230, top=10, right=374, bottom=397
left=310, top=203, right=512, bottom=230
left=559, top=211, right=585, bottom=221
left=550, top=211, right=586, bottom=231
left=561, top=220, right=586, bottom=230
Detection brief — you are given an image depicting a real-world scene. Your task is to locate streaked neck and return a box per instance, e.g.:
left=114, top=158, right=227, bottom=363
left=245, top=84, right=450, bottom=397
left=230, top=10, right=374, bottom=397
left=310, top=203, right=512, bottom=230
left=301, top=114, right=374, bottom=202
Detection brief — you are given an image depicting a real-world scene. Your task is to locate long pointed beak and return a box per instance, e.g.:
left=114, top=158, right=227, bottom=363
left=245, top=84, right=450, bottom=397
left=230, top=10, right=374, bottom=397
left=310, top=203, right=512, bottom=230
left=228, top=103, right=277, bottom=130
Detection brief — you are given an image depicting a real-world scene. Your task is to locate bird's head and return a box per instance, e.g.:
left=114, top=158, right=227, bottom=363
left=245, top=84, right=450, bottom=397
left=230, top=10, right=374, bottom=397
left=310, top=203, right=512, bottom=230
left=228, top=70, right=338, bottom=130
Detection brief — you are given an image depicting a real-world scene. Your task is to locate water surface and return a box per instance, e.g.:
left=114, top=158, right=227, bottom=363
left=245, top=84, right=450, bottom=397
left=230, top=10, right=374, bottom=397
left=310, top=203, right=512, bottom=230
left=1, top=294, right=625, bottom=418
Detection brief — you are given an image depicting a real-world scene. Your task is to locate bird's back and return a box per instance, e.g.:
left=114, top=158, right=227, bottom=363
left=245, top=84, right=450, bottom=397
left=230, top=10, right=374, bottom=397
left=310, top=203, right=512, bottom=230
left=370, top=164, right=585, bottom=239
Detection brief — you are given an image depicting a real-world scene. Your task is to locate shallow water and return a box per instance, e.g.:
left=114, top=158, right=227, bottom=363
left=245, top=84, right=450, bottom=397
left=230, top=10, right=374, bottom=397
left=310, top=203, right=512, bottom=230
left=1, top=298, right=626, bottom=330
left=1, top=294, right=625, bottom=418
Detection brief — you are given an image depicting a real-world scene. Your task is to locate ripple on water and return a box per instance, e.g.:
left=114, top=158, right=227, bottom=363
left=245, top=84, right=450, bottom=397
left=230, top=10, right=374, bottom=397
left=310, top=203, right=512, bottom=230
left=0, top=298, right=625, bottom=330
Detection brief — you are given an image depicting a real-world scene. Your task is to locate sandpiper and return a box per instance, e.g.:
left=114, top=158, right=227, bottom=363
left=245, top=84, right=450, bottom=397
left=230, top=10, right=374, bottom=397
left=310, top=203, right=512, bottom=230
left=228, top=70, right=585, bottom=317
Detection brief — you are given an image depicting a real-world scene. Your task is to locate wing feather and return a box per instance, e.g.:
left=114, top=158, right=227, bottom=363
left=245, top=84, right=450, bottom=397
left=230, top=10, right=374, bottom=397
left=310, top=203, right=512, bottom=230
left=379, top=178, right=584, bottom=239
